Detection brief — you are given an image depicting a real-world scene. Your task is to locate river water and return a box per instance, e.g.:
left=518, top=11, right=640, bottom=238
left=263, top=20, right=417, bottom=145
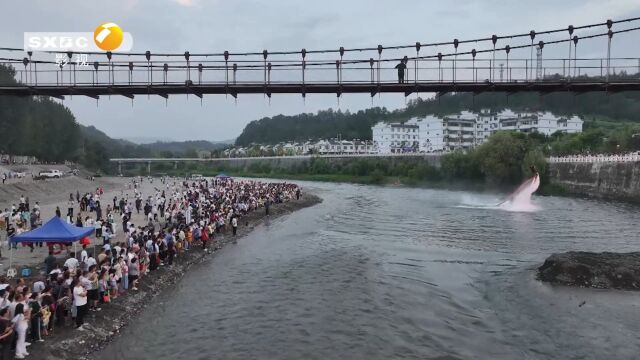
left=98, top=182, right=640, bottom=360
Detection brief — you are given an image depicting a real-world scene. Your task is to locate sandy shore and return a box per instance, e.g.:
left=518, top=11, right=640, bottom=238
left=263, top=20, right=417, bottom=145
left=16, top=177, right=321, bottom=360
left=0, top=175, right=132, bottom=273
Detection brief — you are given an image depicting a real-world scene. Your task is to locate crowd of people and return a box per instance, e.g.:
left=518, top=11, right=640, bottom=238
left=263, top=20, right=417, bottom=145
left=0, top=176, right=301, bottom=359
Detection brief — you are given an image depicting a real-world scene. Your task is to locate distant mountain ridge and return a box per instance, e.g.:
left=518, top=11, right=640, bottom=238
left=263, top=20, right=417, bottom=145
left=80, top=126, right=231, bottom=156
left=139, top=140, right=231, bottom=153
left=122, top=136, right=173, bottom=144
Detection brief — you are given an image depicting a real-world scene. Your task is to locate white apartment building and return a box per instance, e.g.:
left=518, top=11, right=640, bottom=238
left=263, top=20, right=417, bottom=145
left=373, top=109, right=583, bottom=154
left=371, top=122, right=420, bottom=153
left=476, top=109, right=583, bottom=141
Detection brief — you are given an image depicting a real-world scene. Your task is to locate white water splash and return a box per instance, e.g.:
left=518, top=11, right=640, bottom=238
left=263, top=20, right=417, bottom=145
left=456, top=173, right=541, bottom=212
left=497, top=173, right=541, bottom=212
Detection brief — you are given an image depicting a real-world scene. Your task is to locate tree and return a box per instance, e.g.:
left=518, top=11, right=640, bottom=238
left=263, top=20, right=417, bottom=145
left=475, top=132, right=529, bottom=184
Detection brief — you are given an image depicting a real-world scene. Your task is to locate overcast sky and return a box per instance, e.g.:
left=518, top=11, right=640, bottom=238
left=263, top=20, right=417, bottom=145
left=1, top=0, right=639, bottom=142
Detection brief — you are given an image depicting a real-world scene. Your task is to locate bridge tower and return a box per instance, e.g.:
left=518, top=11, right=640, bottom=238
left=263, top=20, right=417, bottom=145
left=536, top=46, right=543, bottom=80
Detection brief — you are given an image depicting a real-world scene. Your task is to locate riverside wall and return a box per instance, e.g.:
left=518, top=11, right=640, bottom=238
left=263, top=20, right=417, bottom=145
left=122, top=154, right=443, bottom=175
left=216, top=154, right=442, bottom=171
left=548, top=161, right=640, bottom=203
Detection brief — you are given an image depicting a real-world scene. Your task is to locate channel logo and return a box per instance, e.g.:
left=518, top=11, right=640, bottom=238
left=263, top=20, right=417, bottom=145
left=94, top=23, right=124, bottom=51
left=24, top=23, right=133, bottom=52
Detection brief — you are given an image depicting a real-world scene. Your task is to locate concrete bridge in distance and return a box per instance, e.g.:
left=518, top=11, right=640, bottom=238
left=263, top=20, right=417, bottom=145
left=110, top=153, right=443, bottom=175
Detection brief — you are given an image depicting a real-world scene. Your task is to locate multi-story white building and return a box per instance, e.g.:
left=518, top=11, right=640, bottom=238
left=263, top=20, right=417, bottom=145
left=476, top=109, right=583, bottom=139
left=373, top=109, right=583, bottom=154
left=372, top=122, right=420, bottom=153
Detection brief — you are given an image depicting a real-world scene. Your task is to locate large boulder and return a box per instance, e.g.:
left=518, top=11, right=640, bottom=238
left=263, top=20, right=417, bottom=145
left=538, top=252, right=640, bottom=290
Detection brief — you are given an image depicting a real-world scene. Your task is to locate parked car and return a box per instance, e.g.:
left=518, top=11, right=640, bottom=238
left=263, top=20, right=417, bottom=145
left=38, top=169, right=63, bottom=178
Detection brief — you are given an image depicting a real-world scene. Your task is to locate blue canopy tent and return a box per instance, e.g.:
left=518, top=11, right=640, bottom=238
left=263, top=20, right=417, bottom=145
left=9, top=216, right=94, bottom=271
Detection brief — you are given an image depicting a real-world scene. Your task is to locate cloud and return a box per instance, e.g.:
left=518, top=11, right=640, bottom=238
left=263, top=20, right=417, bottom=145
left=173, top=0, right=196, bottom=7
left=1, top=0, right=639, bottom=141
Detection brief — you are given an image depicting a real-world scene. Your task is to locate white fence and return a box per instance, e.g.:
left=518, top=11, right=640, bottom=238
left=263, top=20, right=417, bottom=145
left=548, top=154, right=640, bottom=163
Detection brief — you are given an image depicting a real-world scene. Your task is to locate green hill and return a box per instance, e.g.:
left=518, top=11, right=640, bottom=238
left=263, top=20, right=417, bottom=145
left=0, top=64, right=233, bottom=170
left=236, top=73, right=640, bottom=146
left=236, top=107, right=397, bottom=146
left=0, top=65, right=82, bottom=163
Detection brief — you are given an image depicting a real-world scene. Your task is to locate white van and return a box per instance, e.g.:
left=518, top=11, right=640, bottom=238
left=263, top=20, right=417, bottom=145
left=39, top=169, right=63, bottom=178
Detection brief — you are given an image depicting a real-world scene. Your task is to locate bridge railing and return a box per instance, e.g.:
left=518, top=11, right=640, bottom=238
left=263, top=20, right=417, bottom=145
left=549, top=153, right=640, bottom=163
left=4, top=57, right=640, bottom=87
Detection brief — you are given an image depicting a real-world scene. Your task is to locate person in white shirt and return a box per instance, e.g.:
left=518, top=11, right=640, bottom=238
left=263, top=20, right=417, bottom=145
left=64, top=253, right=79, bottom=271
left=232, top=216, right=238, bottom=236
left=95, top=219, right=102, bottom=238
left=8, top=293, right=24, bottom=319
left=0, top=290, right=10, bottom=310
left=86, top=255, right=97, bottom=269
left=80, top=245, right=89, bottom=264
left=12, top=303, right=29, bottom=358
left=72, top=280, right=88, bottom=329
left=101, top=224, right=109, bottom=245
left=32, top=279, right=46, bottom=294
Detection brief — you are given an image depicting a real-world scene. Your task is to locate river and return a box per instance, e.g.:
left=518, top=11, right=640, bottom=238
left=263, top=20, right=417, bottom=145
left=97, top=181, right=640, bottom=360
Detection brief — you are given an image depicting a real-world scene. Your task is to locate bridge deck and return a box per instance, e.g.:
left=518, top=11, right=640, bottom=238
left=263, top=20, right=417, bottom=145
left=2, top=81, right=639, bottom=98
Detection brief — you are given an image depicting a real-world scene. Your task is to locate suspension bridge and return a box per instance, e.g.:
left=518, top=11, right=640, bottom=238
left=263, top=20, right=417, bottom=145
left=1, top=17, right=640, bottom=100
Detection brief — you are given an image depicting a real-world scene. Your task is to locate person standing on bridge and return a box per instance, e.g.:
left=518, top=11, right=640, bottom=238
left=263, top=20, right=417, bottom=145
left=395, top=58, right=408, bottom=84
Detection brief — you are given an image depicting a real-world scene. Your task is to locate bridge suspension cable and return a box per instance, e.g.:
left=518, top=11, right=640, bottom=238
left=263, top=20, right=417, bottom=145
left=0, top=16, right=638, bottom=59
left=1, top=25, right=638, bottom=70
left=1, top=17, right=639, bottom=97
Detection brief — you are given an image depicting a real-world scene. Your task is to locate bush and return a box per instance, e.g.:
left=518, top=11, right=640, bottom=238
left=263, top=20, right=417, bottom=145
left=369, top=169, right=386, bottom=184
left=475, top=131, right=528, bottom=184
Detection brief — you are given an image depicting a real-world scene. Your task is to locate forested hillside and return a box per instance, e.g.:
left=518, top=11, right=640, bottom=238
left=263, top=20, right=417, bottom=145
left=0, top=65, right=83, bottom=163
left=236, top=82, right=640, bottom=146
left=235, top=107, right=396, bottom=146
left=0, top=64, right=231, bottom=170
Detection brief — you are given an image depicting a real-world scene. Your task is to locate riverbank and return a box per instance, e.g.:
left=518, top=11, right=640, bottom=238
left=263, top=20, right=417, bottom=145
left=29, top=191, right=321, bottom=360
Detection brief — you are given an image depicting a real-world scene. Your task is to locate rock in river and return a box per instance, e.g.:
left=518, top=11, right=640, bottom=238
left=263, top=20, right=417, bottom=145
left=538, top=252, right=640, bottom=290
